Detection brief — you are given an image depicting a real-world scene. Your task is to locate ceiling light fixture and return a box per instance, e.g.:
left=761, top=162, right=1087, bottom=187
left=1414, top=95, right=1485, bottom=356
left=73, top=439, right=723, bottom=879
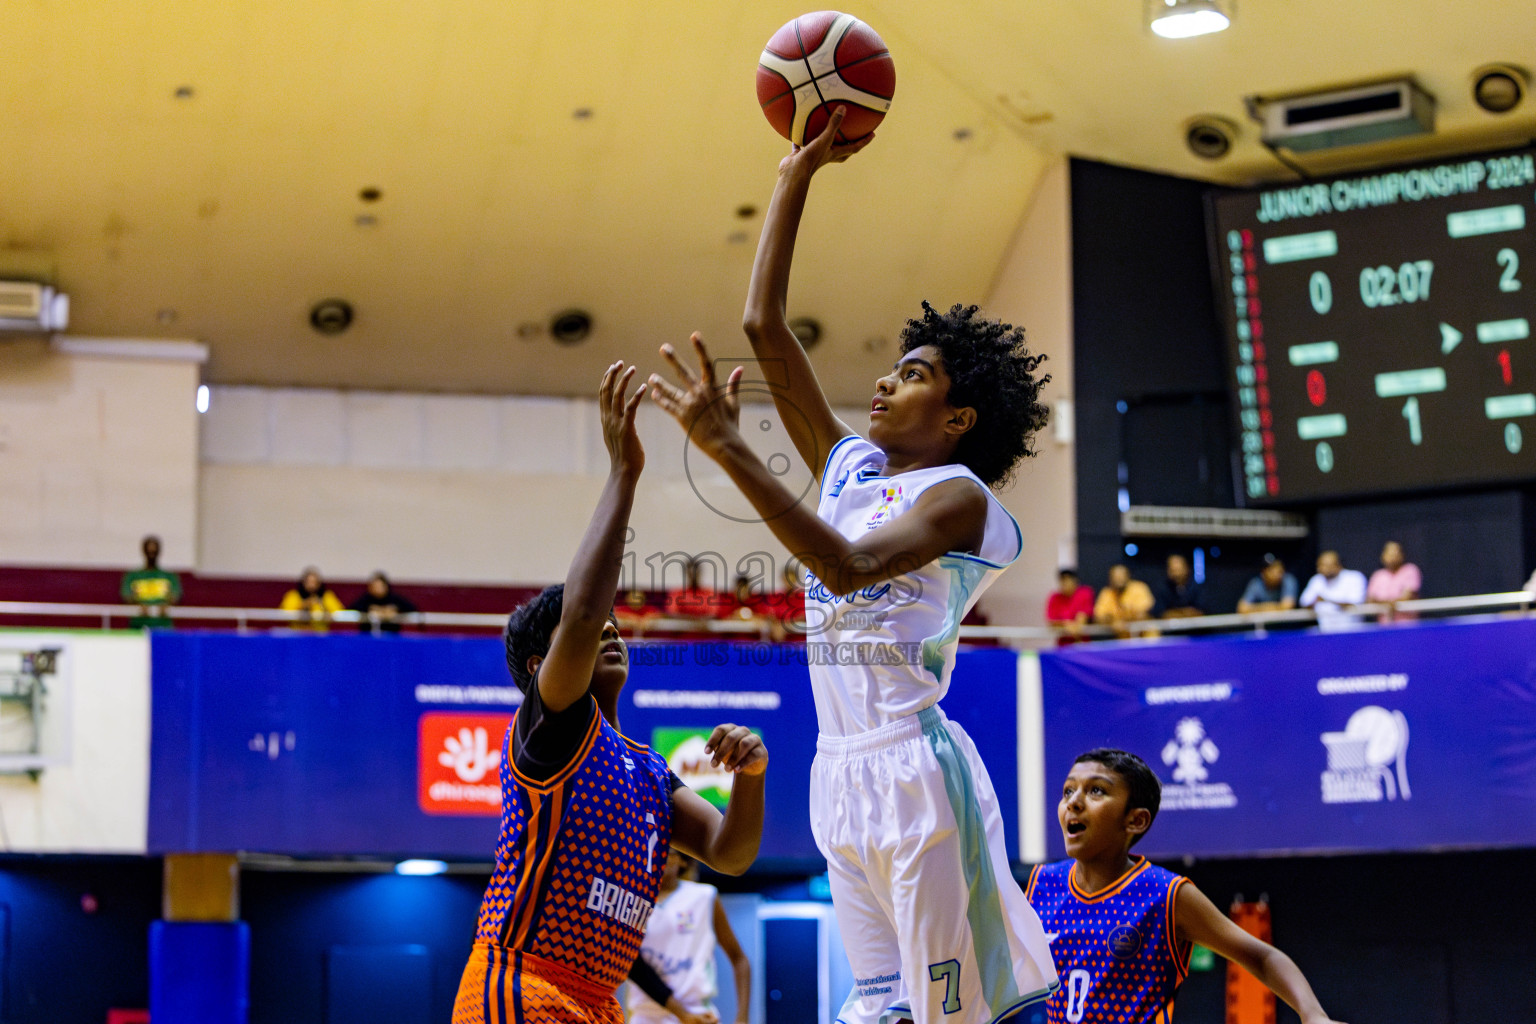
left=1148, top=0, right=1230, bottom=39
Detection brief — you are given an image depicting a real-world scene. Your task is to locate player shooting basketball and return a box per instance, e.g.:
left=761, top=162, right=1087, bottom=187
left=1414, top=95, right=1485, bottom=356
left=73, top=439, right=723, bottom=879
left=452, top=363, right=767, bottom=1024
left=647, top=107, right=1056, bottom=1024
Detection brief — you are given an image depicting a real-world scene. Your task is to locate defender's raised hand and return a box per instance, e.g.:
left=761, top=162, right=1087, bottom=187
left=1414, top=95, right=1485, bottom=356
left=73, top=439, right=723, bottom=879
left=648, top=334, right=744, bottom=460
left=704, top=723, right=768, bottom=777
left=599, top=360, right=646, bottom=476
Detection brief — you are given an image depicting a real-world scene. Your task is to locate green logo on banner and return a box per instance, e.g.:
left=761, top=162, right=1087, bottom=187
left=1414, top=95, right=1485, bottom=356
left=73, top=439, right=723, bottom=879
left=1189, top=944, right=1216, bottom=973
left=651, top=726, right=759, bottom=809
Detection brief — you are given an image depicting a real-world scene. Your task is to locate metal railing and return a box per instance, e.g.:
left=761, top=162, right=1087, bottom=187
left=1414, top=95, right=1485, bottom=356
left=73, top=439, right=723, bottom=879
left=1, top=590, right=1531, bottom=647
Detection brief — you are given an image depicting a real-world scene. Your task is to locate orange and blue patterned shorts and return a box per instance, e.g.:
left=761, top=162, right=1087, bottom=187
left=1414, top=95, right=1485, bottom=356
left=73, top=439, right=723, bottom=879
left=452, top=943, right=625, bottom=1024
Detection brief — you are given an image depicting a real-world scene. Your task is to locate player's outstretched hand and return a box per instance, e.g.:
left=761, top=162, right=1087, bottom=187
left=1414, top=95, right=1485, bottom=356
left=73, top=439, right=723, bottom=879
left=705, top=723, right=767, bottom=776
left=648, top=333, right=743, bottom=460
left=599, top=360, right=646, bottom=476
left=671, top=1008, right=719, bottom=1024
left=779, top=106, right=874, bottom=176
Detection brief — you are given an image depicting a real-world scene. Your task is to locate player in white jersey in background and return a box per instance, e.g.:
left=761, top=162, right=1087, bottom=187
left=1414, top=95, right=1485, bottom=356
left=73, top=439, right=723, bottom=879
left=627, top=850, right=752, bottom=1024
left=647, top=107, right=1057, bottom=1024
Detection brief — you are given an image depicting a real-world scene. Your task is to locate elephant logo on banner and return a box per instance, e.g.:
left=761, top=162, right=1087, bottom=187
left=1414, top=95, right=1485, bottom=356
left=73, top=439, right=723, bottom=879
left=1321, top=705, right=1411, bottom=804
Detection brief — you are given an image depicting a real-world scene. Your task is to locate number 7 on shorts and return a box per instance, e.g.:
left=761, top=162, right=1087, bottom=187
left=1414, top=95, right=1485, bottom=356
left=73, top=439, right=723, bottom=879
left=929, top=960, right=962, bottom=1015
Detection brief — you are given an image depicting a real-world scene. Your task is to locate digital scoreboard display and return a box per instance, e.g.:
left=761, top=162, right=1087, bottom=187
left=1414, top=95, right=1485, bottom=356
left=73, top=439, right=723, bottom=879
left=1209, top=146, right=1536, bottom=503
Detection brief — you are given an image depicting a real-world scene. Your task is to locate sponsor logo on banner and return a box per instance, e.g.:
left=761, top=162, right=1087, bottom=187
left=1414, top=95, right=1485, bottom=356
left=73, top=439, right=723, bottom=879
left=653, top=726, right=757, bottom=808
left=1321, top=705, right=1411, bottom=804
left=418, top=712, right=510, bottom=815
left=1160, top=717, right=1238, bottom=810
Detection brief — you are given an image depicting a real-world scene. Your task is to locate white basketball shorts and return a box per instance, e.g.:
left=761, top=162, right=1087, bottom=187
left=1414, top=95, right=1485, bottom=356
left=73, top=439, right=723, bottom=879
left=810, top=706, right=1058, bottom=1024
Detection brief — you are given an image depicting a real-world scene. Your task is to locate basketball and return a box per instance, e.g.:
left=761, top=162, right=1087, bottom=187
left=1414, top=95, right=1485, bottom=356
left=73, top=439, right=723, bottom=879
left=756, top=11, right=896, bottom=147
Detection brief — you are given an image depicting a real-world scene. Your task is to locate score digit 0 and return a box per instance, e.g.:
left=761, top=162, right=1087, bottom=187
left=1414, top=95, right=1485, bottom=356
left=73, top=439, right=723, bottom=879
left=1309, top=271, right=1332, bottom=314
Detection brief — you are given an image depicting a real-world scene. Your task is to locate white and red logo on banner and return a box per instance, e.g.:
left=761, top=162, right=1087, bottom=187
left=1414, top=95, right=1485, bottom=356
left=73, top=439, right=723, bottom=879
left=418, top=712, right=510, bottom=815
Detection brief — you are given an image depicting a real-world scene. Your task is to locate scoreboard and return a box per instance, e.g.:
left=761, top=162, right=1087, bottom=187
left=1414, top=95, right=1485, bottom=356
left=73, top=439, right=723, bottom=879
left=1208, top=146, right=1536, bottom=503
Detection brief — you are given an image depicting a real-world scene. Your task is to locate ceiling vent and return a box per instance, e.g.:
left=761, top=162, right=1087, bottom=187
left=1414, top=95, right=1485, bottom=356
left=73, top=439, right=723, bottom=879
left=1249, top=79, right=1435, bottom=152
left=0, top=282, right=69, bottom=332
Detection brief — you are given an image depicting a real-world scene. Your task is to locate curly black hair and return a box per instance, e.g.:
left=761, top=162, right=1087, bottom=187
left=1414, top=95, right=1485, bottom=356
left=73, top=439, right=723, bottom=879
left=1073, top=748, right=1162, bottom=847
left=900, top=301, right=1050, bottom=489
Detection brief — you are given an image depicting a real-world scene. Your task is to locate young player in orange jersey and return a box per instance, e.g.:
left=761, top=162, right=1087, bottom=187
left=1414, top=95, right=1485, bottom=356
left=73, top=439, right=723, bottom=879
left=451, top=363, right=767, bottom=1024
left=1026, top=750, right=1346, bottom=1024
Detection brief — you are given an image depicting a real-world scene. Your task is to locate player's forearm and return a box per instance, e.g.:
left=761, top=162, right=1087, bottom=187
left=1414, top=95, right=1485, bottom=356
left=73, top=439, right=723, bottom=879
left=710, top=436, right=882, bottom=590
left=743, top=166, right=813, bottom=340
left=562, top=468, right=640, bottom=625
left=731, top=958, right=752, bottom=1023
left=703, top=771, right=765, bottom=875
left=1256, top=947, right=1330, bottom=1022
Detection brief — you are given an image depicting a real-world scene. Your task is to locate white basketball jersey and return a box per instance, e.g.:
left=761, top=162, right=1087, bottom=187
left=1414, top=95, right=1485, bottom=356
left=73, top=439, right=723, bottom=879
left=806, top=436, right=1023, bottom=736
left=627, top=880, right=719, bottom=1020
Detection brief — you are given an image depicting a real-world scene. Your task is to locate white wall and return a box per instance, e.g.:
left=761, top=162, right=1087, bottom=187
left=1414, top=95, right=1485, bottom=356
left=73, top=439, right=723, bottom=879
left=980, top=159, right=1078, bottom=627
left=0, top=631, right=150, bottom=853
left=0, top=338, right=203, bottom=569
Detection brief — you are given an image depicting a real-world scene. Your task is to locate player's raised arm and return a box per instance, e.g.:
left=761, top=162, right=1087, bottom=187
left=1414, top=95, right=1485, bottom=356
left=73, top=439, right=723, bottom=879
left=1175, top=883, right=1346, bottom=1024
left=533, top=362, right=647, bottom=713
left=669, top=724, right=767, bottom=876
left=650, top=336, right=987, bottom=595
left=743, top=106, right=871, bottom=480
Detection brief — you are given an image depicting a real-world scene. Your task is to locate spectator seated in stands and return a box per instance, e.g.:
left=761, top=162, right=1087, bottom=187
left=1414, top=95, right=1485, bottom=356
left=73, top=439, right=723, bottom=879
left=767, top=561, right=807, bottom=643
left=614, top=588, right=659, bottom=634
left=1155, top=554, right=1204, bottom=619
left=1237, top=555, right=1298, bottom=613
left=1367, top=541, right=1421, bottom=617
left=1045, top=568, right=1094, bottom=643
left=663, top=559, right=717, bottom=622
left=120, top=534, right=181, bottom=630
left=1093, top=564, right=1154, bottom=636
left=279, top=567, right=344, bottom=632
left=1299, top=550, right=1367, bottom=620
left=350, top=571, right=417, bottom=634
left=721, top=573, right=769, bottom=630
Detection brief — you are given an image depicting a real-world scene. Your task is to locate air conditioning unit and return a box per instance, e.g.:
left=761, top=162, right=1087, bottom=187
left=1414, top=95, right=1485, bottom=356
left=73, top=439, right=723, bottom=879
left=0, top=281, right=69, bottom=332
left=1250, top=79, right=1435, bottom=152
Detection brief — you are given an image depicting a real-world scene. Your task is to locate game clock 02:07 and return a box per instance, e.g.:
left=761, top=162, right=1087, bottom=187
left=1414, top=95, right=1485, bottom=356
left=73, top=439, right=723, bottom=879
left=1208, top=145, right=1536, bottom=504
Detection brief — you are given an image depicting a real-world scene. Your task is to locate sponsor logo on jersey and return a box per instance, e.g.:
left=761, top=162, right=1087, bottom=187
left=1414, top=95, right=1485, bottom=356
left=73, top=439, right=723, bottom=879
left=866, top=482, right=904, bottom=529
left=855, top=972, right=901, bottom=998
left=1159, top=717, right=1238, bottom=810
left=1321, top=705, right=1411, bottom=804
left=417, top=712, right=510, bottom=816
left=1108, top=925, right=1144, bottom=959
left=587, top=875, right=655, bottom=931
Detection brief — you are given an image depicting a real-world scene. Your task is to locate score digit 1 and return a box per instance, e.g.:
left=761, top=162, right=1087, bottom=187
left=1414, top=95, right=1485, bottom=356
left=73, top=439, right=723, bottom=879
left=1402, top=397, right=1423, bottom=446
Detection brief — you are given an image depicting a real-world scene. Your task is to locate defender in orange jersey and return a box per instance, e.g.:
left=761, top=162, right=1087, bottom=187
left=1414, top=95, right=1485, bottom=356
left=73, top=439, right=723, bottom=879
left=1026, top=750, right=1345, bottom=1024
left=453, top=363, right=767, bottom=1024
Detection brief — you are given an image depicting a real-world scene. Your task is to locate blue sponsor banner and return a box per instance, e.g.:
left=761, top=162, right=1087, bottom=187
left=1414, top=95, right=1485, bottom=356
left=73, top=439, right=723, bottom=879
left=149, top=634, right=1019, bottom=864
left=1039, top=617, right=1536, bottom=859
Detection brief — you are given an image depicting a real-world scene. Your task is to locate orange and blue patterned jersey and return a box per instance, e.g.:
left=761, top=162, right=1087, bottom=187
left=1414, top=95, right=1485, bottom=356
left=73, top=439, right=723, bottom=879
left=1025, top=858, right=1191, bottom=1024
left=472, top=700, right=674, bottom=993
